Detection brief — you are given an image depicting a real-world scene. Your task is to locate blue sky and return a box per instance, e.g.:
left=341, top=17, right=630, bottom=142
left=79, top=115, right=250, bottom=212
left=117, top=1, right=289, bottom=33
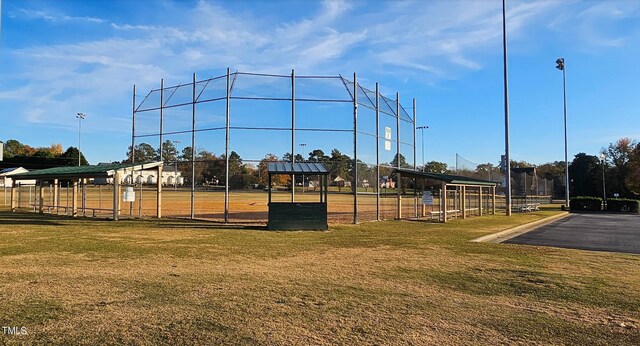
left=1, top=0, right=639, bottom=168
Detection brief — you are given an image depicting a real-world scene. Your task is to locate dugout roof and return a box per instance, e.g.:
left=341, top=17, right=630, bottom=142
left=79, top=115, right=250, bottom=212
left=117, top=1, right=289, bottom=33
left=267, top=162, right=330, bottom=175
left=394, top=168, right=499, bottom=186
left=10, top=162, right=164, bottom=180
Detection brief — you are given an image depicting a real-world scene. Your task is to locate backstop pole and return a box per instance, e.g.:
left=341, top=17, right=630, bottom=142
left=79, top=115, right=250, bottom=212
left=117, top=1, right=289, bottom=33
left=191, top=72, right=196, bottom=219
left=353, top=72, right=358, bottom=224
left=396, top=92, right=401, bottom=219
left=413, top=98, right=417, bottom=219
left=291, top=69, right=296, bottom=203
left=131, top=84, right=136, bottom=163
left=225, top=68, right=230, bottom=223
left=375, top=82, right=380, bottom=221
left=160, top=79, right=164, bottom=162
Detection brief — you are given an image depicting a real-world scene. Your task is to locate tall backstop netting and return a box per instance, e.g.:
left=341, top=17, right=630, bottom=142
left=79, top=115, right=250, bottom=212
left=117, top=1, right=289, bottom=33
left=129, top=69, right=418, bottom=224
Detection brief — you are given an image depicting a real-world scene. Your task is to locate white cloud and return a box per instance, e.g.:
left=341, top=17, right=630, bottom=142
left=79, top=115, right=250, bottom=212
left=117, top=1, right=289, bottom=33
left=13, top=8, right=105, bottom=23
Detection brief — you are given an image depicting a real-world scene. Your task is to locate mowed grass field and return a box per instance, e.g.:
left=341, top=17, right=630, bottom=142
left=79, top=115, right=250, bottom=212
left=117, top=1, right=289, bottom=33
left=1, top=207, right=639, bottom=345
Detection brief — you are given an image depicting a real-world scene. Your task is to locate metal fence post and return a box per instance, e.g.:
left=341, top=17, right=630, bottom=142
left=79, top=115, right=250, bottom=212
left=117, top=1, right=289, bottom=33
left=191, top=72, right=196, bottom=219
left=225, top=68, right=231, bottom=223
left=160, top=79, right=164, bottom=162
left=353, top=72, right=358, bottom=224
left=291, top=69, right=296, bottom=203
left=131, top=84, right=136, bottom=163
left=375, top=82, right=380, bottom=221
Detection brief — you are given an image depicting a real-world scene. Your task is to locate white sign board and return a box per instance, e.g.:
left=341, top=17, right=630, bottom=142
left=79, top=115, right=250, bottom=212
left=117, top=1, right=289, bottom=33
left=123, top=186, right=135, bottom=202
left=422, top=191, right=433, bottom=205
left=384, top=140, right=391, bottom=151
left=384, top=127, right=392, bottom=140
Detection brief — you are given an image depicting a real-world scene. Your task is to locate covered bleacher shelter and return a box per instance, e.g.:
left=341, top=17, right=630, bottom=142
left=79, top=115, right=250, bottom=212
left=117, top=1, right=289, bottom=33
left=267, top=162, right=329, bottom=230
left=8, top=162, right=164, bottom=221
left=395, top=168, right=500, bottom=223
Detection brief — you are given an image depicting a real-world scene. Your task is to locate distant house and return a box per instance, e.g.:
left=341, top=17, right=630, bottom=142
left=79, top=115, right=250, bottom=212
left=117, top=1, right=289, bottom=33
left=93, top=163, right=183, bottom=186
left=0, top=167, right=36, bottom=187
left=380, top=177, right=395, bottom=189
left=331, top=176, right=352, bottom=188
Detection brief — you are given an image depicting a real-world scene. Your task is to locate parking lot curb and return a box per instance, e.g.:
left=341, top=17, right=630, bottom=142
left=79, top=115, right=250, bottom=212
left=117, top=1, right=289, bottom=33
left=470, top=212, right=570, bottom=243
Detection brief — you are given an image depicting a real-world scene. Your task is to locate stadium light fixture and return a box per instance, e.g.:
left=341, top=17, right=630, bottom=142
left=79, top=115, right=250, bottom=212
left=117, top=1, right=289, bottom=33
left=76, top=112, right=86, bottom=166
left=599, top=152, right=606, bottom=209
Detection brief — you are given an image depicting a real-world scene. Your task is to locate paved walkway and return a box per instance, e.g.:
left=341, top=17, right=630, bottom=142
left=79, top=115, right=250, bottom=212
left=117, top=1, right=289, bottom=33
left=505, top=213, right=640, bottom=255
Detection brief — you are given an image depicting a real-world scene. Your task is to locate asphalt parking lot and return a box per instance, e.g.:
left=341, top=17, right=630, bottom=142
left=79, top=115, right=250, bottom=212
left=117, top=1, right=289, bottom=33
left=505, top=213, right=640, bottom=255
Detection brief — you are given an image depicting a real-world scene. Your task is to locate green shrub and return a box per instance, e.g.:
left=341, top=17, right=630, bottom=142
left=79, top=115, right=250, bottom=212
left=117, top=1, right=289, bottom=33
left=570, top=196, right=602, bottom=211
left=605, top=198, right=639, bottom=213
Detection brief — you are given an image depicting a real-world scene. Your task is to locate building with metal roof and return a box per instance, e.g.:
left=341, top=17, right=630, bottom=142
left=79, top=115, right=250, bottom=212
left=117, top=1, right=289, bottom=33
left=394, top=168, right=500, bottom=223
left=8, top=162, right=164, bottom=221
left=0, top=167, right=35, bottom=188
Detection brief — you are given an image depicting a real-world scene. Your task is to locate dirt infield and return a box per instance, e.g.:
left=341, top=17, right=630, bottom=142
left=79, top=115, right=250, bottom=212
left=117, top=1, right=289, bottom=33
left=8, top=185, right=440, bottom=224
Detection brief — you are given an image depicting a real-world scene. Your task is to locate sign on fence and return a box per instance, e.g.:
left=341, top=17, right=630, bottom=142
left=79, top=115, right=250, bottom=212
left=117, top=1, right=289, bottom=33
left=422, top=191, right=433, bottom=205
left=123, top=187, right=135, bottom=202
left=384, top=127, right=392, bottom=151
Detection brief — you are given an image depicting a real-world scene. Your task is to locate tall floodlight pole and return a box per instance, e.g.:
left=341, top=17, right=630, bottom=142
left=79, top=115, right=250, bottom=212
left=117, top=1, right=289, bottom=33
left=76, top=112, right=86, bottom=166
left=417, top=126, right=429, bottom=171
left=502, top=0, right=512, bottom=216
left=556, top=57, right=569, bottom=208
left=599, top=153, right=607, bottom=210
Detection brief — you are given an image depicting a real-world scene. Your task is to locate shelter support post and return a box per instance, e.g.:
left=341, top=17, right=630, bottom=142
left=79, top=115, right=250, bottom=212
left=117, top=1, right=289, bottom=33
left=10, top=181, right=16, bottom=212
left=479, top=186, right=483, bottom=216
left=414, top=183, right=418, bottom=219
left=462, top=186, right=467, bottom=219
left=72, top=179, right=78, bottom=217
left=157, top=165, right=162, bottom=218
left=53, top=179, right=59, bottom=212
left=268, top=174, right=272, bottom=203
left=38, top=180, right=45, bottom=214
left=82, top=178, right=87, bottom=216
left=113, top=172, right=120, bottom=221
left=324, top=175, right=328, bottom=205
left=492, top=186, right=496, bottom=214
left=442, top=183, right=447, bottom=223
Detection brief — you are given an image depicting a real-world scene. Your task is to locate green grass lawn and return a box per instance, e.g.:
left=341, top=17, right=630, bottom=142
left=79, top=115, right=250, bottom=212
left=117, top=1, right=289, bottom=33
left=0, top=207, right=638, bottom=345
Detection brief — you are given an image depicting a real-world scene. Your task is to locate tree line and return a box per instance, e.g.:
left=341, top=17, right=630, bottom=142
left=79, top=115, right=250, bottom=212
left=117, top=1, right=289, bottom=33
left=5, top=136, right=636, bottom=199
left=0, top=139, right=88, bottom=169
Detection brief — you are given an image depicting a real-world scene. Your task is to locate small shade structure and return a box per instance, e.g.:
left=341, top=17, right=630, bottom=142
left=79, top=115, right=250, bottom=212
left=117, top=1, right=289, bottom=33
left=9, top=162, right=164, bottom=221
left=394, top=168, right=500, bottom=223
left=267, top=162, right=330, bottom=230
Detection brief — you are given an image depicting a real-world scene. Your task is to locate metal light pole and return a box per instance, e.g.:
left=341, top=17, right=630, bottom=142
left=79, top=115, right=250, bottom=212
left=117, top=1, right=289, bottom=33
left=76, top=113, right=86, bottom=166
left=172, top=140, right=180, bottom=191
left=556, top=57, right=569, bottom=208
left=599, top=153, right=607, bottom=210
left=417, top=126, right=428, bottom=171
left=502, top=0, right=512, bottom=216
